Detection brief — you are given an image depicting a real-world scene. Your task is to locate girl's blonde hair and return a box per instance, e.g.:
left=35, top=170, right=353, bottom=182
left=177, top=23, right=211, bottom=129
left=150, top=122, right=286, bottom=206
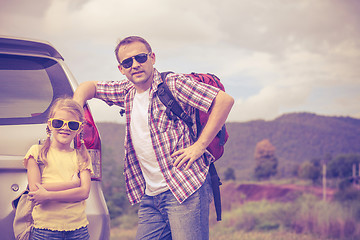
left=39, top=97, right=91, bottom=172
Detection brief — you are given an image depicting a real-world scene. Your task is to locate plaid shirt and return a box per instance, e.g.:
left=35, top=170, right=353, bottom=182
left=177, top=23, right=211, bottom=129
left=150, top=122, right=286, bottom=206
left=96, top=69, right=219, bottom=204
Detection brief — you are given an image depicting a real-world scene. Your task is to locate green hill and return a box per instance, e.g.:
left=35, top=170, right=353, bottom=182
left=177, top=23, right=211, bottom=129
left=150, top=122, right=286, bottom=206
left=97, top=112, right=360, bottom=181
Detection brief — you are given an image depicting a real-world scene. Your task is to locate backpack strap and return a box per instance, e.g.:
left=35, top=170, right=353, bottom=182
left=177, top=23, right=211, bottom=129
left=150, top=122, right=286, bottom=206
left=218, top=125, right=227, bottom=146
left=209, top=162, right=222, bottom=221
left=157, top=73, right=196, bottom=140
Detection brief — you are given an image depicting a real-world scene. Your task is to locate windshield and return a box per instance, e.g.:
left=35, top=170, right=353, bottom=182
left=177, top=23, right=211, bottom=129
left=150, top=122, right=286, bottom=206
left=0, top=54, right=73, bottom=125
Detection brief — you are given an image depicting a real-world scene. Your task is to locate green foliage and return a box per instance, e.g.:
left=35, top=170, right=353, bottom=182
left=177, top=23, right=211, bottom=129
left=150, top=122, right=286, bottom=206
left=254, top=139, right=278, bottom=180
left=333, top=172, right=360, bottom=223
left=298, top=159, right=321, bottom=184
left=111, top=214, right=138, bottom=229
left=223, top=167, right=236, bottom=181
left=327, top=154, right=360, bottom=179
left=96, top=123, right=138, bottom=219
left=254, top=159, right=278, bottom=180
left=101, top=145, right=137, bottom=219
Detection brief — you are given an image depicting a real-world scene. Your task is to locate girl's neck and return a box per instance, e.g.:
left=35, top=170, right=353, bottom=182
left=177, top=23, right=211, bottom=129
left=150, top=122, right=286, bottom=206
left=50, top=141, right=73, bottom=152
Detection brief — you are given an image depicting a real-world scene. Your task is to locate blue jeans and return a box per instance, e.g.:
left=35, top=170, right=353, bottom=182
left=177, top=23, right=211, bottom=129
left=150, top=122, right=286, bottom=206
left=136, top=175, right=213, bottom=240
left=30, top=226, right=90, bottom=240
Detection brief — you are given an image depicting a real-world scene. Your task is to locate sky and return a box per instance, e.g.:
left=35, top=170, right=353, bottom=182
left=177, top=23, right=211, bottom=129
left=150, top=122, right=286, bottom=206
left=1, top=0, right=360, bottom=123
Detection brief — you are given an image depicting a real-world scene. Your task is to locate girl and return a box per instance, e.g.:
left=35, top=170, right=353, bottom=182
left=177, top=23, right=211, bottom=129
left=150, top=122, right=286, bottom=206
left=25, top=97, right=93, bottom=240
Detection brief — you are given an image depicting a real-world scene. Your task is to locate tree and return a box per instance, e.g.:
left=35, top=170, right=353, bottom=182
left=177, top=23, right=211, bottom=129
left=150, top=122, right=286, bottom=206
left=327, top=154, right=360, bottom=179
left=223, top=167, right=236, bottom=181
left=254, top=139, right=278, bottom=180
left=298, top=159, right=321, bottom=184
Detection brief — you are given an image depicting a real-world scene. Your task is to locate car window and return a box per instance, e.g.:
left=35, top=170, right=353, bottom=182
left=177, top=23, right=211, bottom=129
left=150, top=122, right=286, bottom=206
left=0, top=54, right=73, bottom=125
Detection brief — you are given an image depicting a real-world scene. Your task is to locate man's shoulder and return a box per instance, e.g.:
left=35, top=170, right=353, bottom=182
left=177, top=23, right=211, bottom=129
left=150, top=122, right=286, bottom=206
left=97, top=79, right=134, bottom=91
left=97, top=78, right=132, bottom=86
left=159, top=71, right=194, bottom=86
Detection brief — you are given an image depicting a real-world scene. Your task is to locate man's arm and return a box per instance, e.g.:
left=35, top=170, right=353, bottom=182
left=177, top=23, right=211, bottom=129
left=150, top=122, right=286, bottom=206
left=73, top=81, right=98, bottom=107
left=172, top=90, right=234, bottom=170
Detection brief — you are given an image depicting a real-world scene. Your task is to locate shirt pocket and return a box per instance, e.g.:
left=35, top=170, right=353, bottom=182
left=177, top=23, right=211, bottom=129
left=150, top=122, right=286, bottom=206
left=153, top=107, right=182, bottom=133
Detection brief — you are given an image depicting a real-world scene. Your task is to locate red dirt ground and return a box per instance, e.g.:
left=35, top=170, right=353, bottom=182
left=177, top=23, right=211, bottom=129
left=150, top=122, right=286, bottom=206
left=217, top=182, right=336, bottom=211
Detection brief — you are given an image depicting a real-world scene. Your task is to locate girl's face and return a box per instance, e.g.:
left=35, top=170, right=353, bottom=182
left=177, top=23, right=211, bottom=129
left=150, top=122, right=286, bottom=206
left=48, top=109, right=82, bottom=150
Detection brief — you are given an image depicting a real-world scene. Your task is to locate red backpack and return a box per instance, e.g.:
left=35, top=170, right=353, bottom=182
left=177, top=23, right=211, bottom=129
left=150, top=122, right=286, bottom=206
left=158, top=72, right=229, bottom=161
left=158, top=72, right=228, bottom=221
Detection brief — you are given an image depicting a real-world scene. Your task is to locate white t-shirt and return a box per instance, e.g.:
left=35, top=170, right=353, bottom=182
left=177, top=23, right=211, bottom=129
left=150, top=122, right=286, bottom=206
left=130, top=89, right=169, bottom=196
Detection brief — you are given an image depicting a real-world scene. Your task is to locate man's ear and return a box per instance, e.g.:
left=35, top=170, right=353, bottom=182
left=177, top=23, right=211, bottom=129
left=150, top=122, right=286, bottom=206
left=118, top=64, right=124, bottom=74
left=150, top=52, right=156, bottom=65
left=118, top=64, right=125, bottom=75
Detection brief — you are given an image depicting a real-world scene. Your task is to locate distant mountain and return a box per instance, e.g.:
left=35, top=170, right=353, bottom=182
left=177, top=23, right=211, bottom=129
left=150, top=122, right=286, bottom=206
left=97, top=112, right=360, bottom=181
left=217, top=112, right=360, bottom=180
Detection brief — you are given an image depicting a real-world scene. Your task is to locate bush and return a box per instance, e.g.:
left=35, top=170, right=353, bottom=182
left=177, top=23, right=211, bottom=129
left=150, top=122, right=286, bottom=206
left=327, top=154, right=360, bottom=179
left=224, top=167, right=236, bottom=181
left=298, top=160, right=321, bottom=184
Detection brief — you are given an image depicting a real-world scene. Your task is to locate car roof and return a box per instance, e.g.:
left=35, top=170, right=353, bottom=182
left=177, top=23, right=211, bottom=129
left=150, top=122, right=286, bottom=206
left=0, top=35, right=64, bottom=60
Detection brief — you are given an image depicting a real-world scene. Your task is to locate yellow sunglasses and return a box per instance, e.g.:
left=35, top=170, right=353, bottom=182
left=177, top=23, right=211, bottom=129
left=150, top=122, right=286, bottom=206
left=49, top=118, right=83, bottom=131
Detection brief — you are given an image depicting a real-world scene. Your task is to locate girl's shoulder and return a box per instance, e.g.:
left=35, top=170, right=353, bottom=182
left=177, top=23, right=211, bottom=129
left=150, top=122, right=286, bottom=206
left=25, top=144, right=41, bottom=157
left=75, top=148, right=94, bottom=174
left=24, top=144, right=42, bottom=168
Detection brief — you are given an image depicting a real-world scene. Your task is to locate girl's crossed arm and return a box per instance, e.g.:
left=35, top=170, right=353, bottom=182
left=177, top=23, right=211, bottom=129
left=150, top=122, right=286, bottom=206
left=27, top=157, right=91, bottom=204
left=29, top=170, right=91, bottom=204
left=27, top=157, right=80, bottom=192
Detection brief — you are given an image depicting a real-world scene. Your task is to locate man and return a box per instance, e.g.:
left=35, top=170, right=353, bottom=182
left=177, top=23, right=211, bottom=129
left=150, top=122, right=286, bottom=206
left=73, top=36, right=234, bottom=240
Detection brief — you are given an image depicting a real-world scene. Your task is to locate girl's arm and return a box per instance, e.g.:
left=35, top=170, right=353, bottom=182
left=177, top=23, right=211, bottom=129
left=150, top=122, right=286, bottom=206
left=27, top=157, right=80, bottom=192
left=41, top=173, right=81, bottom=191
left=28, top=169, right=91, bottom=204
left=26, top=157, right=41, bottom=192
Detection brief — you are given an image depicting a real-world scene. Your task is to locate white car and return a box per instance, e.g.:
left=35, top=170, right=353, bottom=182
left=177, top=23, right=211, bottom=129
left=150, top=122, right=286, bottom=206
left=0, top=36, right=110, bottom=240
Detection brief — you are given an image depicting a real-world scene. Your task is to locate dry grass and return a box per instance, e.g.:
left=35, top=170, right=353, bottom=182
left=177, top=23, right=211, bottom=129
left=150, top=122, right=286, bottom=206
left=210, top=231, right=328, bottom=240
left=109, top=181, right=359, bottom=240
left=110, top=227, right=137, bottom=240
left=110, top=227, right=324, bottom=240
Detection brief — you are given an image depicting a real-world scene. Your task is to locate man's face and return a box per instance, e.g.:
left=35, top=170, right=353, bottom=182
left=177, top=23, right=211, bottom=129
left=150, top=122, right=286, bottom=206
left=117, top=41, right=155, bottom=93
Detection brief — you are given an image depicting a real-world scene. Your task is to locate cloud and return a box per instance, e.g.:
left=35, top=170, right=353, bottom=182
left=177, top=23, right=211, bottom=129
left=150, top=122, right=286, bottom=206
left=1, top=0, right=360, bottom=122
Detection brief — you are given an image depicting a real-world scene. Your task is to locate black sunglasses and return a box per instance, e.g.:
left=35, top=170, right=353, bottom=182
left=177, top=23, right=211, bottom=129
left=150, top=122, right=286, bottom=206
left=49, top=118, right=83, bottom=131
left=120, top=52, right=151, bottom=69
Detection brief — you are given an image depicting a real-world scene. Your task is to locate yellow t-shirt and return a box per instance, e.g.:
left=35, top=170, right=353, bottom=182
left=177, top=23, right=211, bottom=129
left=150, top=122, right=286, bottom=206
left=24, top=145, right=93, bottom=231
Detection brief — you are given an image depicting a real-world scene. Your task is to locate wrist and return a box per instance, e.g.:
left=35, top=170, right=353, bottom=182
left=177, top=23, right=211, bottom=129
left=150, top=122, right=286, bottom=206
left=194, top=140, right=207, bottom=152
left=46, top=190, right=52, bottom=201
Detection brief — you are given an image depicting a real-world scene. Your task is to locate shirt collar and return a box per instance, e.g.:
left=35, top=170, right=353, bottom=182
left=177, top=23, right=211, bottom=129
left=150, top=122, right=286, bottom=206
left=151, top=68, right=163, bottom=92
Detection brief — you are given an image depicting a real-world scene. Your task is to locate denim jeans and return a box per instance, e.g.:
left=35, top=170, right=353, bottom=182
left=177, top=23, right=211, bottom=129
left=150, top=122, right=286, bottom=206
left=135, top=175, right=213, bottom=240
left=30, top=226, right=90, bottom=240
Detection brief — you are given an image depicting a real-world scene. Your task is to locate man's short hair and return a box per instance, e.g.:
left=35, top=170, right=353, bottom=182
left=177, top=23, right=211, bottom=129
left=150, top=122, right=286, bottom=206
left=115, top=36, right=152, bottom=64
